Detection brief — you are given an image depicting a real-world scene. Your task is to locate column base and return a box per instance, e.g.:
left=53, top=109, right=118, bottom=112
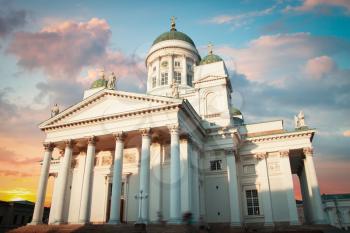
left=108, top=219, right=121, bottom=224
left=77, top=220, right=91, bottom=225
left=230, top=222, right=242, bottom=227
left=167, top=218, right=182, bottom=224
left=28, top=221, right=42, bottom=225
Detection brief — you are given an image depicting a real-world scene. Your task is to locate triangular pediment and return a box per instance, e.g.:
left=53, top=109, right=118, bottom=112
left=40, top=89, right=181, bottom=129
left=194, top=75, right=227, bottom=84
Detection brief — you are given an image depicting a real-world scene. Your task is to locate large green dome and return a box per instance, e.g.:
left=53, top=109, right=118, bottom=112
left=200, top=53, right=223, bottom=65
left=90, top=78, right=107, bottom=89
left=153, top=30, right=195, bottom=47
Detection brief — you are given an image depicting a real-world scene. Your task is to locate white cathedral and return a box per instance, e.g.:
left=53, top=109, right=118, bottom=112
left=30, top=20, right=326, bottom=227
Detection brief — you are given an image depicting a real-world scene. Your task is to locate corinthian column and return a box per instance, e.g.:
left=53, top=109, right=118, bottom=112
left=169, top=125, right=181, bottom=224
left=302, top=147, right=325, bottom=224
left=79, top=136, right=97, bottom=224
left=31, top=142, right=54, bottom=225
left=55, top=139, right=73, bottom=224
left=226, top=149, right=242, bottom=226
left=109, top=132, right=126, bottom=224
left=138, top=128, right=151, bottom=223
left=280, top=150, right=299, bottom=225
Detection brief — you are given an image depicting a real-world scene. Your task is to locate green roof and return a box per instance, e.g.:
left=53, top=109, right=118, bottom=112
left=90, top=79, right=107, bottom=89
left=153, top=29, right=196, bottom=47
left=199, top=53, right=223, bottom=65
left=231, top=107, right=242, bottom=116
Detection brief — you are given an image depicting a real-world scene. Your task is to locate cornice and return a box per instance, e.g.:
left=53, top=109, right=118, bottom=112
left=244, top=130, right=315, bottom=143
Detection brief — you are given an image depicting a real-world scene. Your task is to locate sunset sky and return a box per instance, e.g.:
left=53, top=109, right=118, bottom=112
left=0, top=0, right=349, bottom=206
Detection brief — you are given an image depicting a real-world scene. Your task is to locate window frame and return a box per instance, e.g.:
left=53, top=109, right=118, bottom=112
left=152, top=76, right=156, bottom=88
left=161, top=72, right=168, bottom=85
left=174, top=71, right=181, bottom=84
left=210, top=159, right=222, bottom=171
left=242, top=185, right=263, bottom=217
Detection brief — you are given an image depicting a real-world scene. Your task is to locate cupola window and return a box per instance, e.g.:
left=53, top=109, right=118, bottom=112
left=187, top=74, right=193, bottom=86
left=174, top=71, right=181, bottom=84
left=174, top=61, right=181, bottom=67
left=161, top=72, right=168, bottom=85
left=152, top=76, right=156, bottom=88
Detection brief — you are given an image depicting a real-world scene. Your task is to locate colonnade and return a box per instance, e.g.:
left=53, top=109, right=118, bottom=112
left=31, top=126, right=185, bottom=225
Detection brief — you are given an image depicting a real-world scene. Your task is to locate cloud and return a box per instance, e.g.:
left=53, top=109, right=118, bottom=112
left=0, top=146, right=41, bottom=165
left=304, top=56, right=336, bottom=79
left=0, top=3, right=28, bottom=38
left=205, top=5, right=276, bottom=30
left=343, top=130, right=350, bottom=137
left=0, top=170, right=33, bottom=177
left=7, top=18, right=111, bottom=79
left=285, top=0, right=350, bottom=14
left=217, top=33, right=350, bottom=84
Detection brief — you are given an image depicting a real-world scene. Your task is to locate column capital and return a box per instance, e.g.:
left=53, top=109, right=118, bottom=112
left=280, top=150, right=290, bottom=157
left=87, top=136, right=97, bottom=145
left=179, top=133, right=191, bottom=142
left=224, top=148, right=238, bottom=157
left=303, top=147, right=313, bottom=156
left=113, top=132, right=126, bottom=141
left=255, top=152, right=267, bottom=160
left=168, top=124, right=180, bottom=134
left=64, top=139, right=74, bottom=148
left=139, top=128, right=151, bottom=137
left=43, top=142, right=55, bottom=152
left=49, top=173, right=58, bottom=178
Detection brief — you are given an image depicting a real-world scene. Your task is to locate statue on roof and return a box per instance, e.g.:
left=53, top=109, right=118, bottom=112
left=107, top=72, right=117, bottom=90
left=208, top=42, right=213, bottom=55
left=51, top=103, right=59, bottom=117
left=294, top=111, right=307, bottom=129
left=171, top=82, right=179, bottom=98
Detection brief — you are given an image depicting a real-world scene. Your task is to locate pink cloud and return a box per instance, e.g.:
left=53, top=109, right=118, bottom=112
left=304, top=56, right=336, bottom=79
left=285, top=0, right=350, bottom=14
left=7, top=18, right=111, bottom=79
left=216, top=33, right=347, bottom=85
left=343, top=130, right=350, bottom=137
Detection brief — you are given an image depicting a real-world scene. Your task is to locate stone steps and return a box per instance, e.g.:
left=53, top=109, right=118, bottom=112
left=7, top=224, right=341, bottom=233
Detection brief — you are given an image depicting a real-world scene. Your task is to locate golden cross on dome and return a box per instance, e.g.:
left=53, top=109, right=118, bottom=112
left=208, top=42, right=213, bottom=55
left=170, top=16, right=177, bottom=30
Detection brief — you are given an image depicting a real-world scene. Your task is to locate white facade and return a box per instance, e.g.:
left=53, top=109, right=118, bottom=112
left=31, top=23, right=327, bottom=227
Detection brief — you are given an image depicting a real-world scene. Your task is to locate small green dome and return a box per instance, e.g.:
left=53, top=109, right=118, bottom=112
left=231, top=107, right=242, bottom=116
left=90, top=79, right=107, bottom=89
left=200, top=53, right=223, bottom=65
left=153, top=30, right=196, bottom=47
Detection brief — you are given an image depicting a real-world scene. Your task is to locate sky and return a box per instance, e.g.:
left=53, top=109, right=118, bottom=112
left=0, top=0, right=349, bottom=206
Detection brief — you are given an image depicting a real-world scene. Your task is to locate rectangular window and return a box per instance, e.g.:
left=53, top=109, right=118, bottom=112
left=152, top=76, right=156, bottom=88
left=246, top=189, right=260, bottom=216
left=187, top=74, right=193, bottom=86
left=161, top=72, right=168, bottom=85
left=187, top=63, right=192, bottom=71
left=174, top=71, right=181, bottom=84
left=153, top=66, right=156, bottom=72
left=243, top=164, right=255, bottom=174
left=210, top=160, right=222, bottom=171
left=174, top=61, right=181, bottom=67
